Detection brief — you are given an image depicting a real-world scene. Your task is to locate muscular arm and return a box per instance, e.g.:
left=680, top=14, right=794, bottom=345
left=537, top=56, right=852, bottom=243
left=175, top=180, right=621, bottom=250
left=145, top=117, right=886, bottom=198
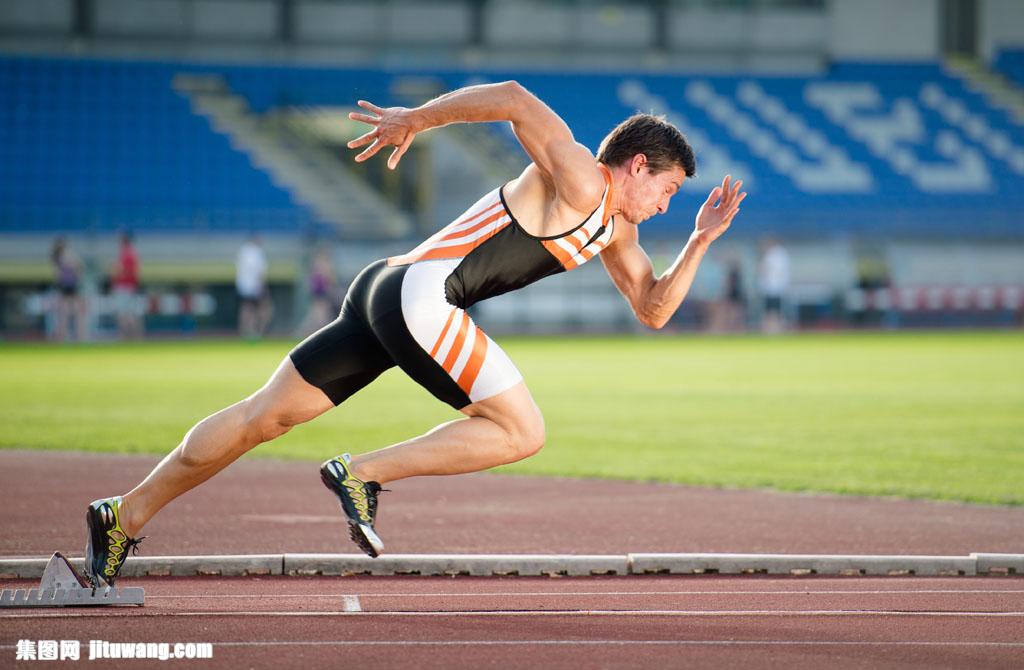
left=601, top=225, right=711, bottom=330
left=602, top=175, right=745, bottom=329
left=348, top=81, right=603, bottom=210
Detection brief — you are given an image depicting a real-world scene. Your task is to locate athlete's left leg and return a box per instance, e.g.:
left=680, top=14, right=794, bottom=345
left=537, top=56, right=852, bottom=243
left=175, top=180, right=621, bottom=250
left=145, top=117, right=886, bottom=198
left=346, top=379, right=544, bottom=484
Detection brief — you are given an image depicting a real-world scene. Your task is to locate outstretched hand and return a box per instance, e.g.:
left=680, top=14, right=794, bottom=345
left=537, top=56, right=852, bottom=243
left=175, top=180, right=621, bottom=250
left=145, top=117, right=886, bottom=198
left=694, top=175, right=746, bottom=245
left=346, top=100, right=418, bottom=170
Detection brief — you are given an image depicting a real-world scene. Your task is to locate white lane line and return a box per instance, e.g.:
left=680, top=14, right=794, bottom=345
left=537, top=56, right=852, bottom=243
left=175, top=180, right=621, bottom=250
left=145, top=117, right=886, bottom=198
left=144, top=589, right=1024, bottom=599
left=4, top=640, right=1023, bottom=649
left=3, top=610, right=1024, bottom=619
left=180, top=640, right=1024, bottom=648
left=342, top=595, right=361, bottom=612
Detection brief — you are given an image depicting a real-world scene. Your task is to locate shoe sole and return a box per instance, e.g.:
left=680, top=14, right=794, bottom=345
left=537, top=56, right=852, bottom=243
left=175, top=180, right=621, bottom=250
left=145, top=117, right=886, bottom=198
left=349, top=520, right=384, bottom=559
left=320, top=467, right=384, bottom=558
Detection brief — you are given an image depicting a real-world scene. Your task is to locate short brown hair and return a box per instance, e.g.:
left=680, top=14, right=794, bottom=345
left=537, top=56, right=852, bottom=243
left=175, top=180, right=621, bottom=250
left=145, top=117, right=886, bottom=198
left=597, top=113, right=696, bottom=177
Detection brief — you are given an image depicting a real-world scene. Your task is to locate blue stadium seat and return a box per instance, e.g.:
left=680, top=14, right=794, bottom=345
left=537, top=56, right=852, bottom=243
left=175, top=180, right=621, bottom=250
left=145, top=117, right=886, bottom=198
left=3, top=54, right=1023, bottom=238
left=995, top=49, right=1024, bottom=89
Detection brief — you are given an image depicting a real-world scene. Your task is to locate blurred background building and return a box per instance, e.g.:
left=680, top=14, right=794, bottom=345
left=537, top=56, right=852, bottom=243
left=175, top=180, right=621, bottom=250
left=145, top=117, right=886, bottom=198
left=1, top=0, right=1022, bottom=338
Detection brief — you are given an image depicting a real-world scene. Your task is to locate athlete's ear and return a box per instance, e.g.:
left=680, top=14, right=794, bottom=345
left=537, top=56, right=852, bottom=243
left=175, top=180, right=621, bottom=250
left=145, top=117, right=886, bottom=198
left=629, top=154, right=648, bottom=176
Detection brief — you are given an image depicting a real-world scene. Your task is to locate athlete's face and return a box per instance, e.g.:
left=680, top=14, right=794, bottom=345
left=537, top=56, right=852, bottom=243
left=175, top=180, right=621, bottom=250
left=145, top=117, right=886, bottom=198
left=621, top=158, right=687, bottom=224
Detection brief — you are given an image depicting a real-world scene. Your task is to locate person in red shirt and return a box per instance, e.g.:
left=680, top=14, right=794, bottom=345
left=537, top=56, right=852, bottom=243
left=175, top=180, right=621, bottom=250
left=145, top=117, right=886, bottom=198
left=111, top=231, right=143, bottom=339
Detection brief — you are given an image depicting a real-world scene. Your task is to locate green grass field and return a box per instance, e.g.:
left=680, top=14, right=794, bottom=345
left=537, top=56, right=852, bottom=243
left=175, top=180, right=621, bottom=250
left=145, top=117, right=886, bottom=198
left=1, top=331, right=1022, bottom=505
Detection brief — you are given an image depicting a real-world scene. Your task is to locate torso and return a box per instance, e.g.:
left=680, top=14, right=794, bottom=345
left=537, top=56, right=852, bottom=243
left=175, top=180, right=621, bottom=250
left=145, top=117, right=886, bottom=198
left=389, top=164, right=617, bottom=309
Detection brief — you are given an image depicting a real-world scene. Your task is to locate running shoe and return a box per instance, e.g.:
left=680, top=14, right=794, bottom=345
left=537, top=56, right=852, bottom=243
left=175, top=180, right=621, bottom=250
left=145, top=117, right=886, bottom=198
left=84, top=496, right=144, bottom=588
left=320, top=454, right=385, bottom=558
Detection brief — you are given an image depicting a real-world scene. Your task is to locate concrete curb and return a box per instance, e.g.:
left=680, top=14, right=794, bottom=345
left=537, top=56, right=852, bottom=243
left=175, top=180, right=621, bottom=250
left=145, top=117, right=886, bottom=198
left=1, top=553, right=1020, bottom=580
left=283, top=554, right=629, bottom=577
left=972, top=553, right=1024, bottom=575
left=627, top=553, right=978, bottom=576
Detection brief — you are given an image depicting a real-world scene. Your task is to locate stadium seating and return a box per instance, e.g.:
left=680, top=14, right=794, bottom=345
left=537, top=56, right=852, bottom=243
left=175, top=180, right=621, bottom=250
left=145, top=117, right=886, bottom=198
left=994, top=48, right=1024, bottom=89
left=3, top=55, right=1023, bottom=238
left=0, top=56, right=307, bottom=234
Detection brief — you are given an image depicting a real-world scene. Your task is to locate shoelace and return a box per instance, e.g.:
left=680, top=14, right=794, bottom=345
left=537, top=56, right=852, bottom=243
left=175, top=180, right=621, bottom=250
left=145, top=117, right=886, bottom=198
left=126, top=537, right=146, bottom=556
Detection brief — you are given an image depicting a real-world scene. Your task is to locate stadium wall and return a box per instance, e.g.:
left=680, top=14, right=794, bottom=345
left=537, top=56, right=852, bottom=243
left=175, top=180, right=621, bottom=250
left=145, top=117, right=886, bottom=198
left=828, top=0, right=940, bottom=61
left=980, top=0, right=1024, bottom=63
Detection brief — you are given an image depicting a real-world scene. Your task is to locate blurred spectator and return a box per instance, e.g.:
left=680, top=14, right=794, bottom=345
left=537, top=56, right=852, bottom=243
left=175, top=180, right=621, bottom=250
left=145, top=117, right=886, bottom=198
left=111, top=231, right=143, bottom=339
left=758, top=238, right=790, bottom=334
left=708, top=256, right=746, bottom=333
left=236, top=235, right=272, bottom=339
left=295, top=249, right=338, bottom=336
left=50, top=236, right=88, bottom=342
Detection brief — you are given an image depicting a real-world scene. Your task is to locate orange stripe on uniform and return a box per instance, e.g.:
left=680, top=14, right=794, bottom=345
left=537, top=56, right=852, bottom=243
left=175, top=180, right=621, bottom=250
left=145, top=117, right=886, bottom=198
left=414, top=221, right=511, bottom=263
left=456, top=326, right=489, bottom=395
left=442, top=311, right=470, bottom=373
left=452, top=199, right=503, bottom=229
left=430, top=308, right=459, bottom=358
left=388, top=200, right=502, bottom=267
left=439, top=209, right=507, bottom=244
left=542, top=239, right=574, bottom=267
left=599, top=163, right=615, bottom=227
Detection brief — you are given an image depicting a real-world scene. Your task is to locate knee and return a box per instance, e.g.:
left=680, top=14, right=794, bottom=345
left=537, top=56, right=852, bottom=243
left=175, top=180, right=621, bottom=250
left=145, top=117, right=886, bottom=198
left=505, top=409, right=545, bottom=462
left=242, top=396, right=298, bottom=445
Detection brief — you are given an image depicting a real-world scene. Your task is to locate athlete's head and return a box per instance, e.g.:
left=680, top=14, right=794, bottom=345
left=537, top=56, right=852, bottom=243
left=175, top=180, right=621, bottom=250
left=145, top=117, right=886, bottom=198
left=597, top=113, right=695, bottom=223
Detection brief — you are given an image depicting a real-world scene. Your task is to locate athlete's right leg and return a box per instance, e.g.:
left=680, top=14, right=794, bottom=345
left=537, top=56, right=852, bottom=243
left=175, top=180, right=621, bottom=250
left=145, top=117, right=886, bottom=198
left=348, top=380, right=544, bottom=484
left=117, top=356, right=335, bottom=537
left=339, top=260, right=545, bottom=484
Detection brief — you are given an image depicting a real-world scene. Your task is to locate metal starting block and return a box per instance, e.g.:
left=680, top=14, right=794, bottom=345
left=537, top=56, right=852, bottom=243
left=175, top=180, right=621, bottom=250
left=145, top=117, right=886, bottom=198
left=0, top=552, right=144, bottom=608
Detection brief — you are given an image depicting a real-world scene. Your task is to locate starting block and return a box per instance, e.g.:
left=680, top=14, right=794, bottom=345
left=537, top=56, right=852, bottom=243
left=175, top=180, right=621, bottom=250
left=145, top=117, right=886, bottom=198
left=0, top=552, right=144, bottom=608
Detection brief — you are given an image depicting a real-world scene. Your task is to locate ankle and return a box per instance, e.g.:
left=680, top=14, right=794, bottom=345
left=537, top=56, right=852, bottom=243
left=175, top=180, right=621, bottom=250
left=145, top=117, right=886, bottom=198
left=118, top=496, right=143, bottom=537
left=347, top=458, right=377, bottom=485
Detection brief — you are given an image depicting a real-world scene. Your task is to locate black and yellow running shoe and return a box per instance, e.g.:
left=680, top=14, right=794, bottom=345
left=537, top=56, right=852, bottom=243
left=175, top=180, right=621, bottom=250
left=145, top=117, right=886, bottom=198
left=320, top=454, right=385, bottom=558
left=84, top=496, right=144, bottom=588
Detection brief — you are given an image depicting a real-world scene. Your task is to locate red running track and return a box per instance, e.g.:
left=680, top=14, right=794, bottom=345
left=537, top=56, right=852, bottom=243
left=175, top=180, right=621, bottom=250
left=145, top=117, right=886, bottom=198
left=2, top=575, right=1023, bottom=669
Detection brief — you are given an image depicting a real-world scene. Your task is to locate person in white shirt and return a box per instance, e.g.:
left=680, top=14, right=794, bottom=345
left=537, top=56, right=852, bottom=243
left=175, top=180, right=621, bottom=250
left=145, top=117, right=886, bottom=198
left=758, top=237, right=789, bottom=334
left=236, top=236, right=272, bottom=338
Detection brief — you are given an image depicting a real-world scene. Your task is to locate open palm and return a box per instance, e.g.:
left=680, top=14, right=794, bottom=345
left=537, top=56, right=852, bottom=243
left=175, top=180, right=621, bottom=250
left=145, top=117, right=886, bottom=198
left=346, top=100, right=418, bottom=170
left=694, top=175, right=746, bottom=244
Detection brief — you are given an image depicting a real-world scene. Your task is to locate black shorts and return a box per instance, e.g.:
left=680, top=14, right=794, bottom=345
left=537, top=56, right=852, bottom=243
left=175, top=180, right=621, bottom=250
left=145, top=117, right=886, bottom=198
left=289, top=260, right=520, bottom=411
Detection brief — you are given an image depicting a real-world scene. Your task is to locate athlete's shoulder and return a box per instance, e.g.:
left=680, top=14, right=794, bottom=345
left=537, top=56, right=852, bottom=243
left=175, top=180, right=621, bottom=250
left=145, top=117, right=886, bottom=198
left=518, top=160, right=605, bottom=215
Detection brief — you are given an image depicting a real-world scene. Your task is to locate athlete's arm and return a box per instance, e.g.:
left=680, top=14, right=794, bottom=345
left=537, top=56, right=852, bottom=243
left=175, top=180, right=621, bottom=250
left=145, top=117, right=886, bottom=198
left=601, top=176, right=745, bottom=329
left=346, top=81, right=603, bottom=210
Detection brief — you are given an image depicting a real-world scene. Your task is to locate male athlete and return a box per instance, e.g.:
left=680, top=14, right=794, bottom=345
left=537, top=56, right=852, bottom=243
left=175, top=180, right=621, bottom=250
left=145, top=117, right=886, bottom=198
left=84, top=80, right=745, bottom=587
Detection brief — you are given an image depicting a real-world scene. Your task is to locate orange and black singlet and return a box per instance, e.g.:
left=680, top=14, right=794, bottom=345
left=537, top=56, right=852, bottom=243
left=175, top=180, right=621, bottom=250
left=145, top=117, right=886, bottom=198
left=388, top=164, right=616, bottom=308
left=290, top=166, right=616, bottom=411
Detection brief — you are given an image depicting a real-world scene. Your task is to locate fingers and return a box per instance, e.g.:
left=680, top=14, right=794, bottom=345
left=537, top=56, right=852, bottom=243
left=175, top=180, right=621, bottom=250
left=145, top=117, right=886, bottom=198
left=355, top=138, right=383, bottom=163
left=724, top=192, right=747, bottom=224
left=347, top=129, right=377, bottom=149
left=704, top=186, right=722, bottom=208
left=348, top=111, right=379, bottom=125
left=387, top=135, right=414, bottom=170
left=717, top=176, right=745, bottom=210
left=357, top=100, right=384, bottom=114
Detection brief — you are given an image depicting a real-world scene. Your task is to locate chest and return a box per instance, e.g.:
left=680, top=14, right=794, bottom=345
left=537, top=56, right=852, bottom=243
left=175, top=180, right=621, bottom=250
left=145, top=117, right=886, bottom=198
left=539, top=214, right=615, bottom=272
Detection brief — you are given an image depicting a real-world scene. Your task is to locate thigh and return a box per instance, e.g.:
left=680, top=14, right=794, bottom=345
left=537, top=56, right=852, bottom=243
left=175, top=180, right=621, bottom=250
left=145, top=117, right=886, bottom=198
left=248, top=356, right=337, bottom=425
left=376, top=304, right=523, bottom=410
left=365, top=261, right=523, bottom=410
left=288, top=304, right=395, bottom=406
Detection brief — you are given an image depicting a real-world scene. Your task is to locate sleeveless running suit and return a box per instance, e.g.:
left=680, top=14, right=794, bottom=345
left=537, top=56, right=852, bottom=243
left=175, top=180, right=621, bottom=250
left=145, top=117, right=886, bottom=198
left=289, top=165, right=616, bottom=410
